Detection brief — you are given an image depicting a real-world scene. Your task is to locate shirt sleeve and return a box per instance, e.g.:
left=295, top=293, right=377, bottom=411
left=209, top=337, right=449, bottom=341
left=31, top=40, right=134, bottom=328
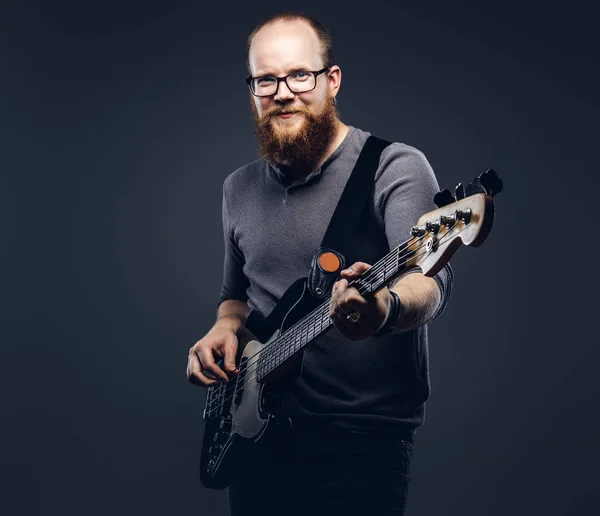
left=374, top=142, right=453, bottom=322
left=218, top=179, right=250, bottom=308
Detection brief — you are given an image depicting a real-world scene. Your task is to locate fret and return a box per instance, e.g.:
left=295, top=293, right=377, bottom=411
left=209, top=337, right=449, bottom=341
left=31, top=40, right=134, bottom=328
left=269, top=339, right=275, bottom=372
left=279, top=333, right=289, bottom=368
left=301, top=319, right=308, bottom=352
left=383, top=256, right=387, bottom=288
left=293, top=325, right=300, bottom=355
left=287, top=328, right=294, bottom=359
left=273, top=335, right=281, bottom=370
left=280, top=334, right=289, bottom=366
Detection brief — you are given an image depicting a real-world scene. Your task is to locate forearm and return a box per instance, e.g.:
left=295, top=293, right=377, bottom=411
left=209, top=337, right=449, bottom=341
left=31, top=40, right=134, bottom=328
left=389, top=272, right=441, bottom=333
left=213, top=299, right=251, bottom=334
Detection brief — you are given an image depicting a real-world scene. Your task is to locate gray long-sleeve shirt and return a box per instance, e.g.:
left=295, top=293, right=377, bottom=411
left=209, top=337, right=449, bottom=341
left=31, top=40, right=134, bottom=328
left=219, top=125, right=453, bottom=438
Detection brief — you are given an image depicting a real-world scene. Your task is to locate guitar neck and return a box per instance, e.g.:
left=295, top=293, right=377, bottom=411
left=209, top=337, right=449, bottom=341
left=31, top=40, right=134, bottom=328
left=254, top=191, right=497, bottom=381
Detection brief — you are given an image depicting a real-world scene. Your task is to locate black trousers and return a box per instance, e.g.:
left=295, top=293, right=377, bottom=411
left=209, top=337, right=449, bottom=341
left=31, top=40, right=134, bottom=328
left=228, top=422, right=414, bottom=516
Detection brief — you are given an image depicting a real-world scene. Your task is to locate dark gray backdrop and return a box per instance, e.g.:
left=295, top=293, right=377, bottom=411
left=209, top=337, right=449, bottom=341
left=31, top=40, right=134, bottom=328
left=2, top=1, right=598, bottom=515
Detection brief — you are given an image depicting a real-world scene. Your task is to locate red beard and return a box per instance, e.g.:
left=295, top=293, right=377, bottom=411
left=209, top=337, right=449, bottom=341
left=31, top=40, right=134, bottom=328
left=250, top=94, right=339, bottom=174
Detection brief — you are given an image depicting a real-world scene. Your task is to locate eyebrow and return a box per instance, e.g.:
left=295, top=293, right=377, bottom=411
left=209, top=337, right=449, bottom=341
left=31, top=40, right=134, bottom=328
left=255, top=66, right=312, bottom=77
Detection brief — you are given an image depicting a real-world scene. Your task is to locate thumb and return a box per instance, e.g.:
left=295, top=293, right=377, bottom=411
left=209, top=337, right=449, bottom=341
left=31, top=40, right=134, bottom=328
left=222, top=336, right=239, bottom=374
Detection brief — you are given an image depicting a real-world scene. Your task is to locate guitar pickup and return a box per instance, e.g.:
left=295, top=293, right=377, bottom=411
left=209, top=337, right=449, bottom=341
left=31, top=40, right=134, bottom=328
left=233, top=356, right=248, bottom=406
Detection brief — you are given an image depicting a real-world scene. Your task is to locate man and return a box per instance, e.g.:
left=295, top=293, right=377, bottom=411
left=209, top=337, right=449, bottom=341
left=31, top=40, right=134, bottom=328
left=187, top=11, right=453, bottom=516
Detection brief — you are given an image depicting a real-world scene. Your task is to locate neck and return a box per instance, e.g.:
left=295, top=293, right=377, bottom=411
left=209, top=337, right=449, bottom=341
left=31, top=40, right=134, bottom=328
left=314, top=120, right=349, bottom=170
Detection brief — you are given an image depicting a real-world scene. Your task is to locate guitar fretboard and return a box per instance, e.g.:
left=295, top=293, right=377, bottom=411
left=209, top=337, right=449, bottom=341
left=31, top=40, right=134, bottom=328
left=255, top=240, right=415, bottom=381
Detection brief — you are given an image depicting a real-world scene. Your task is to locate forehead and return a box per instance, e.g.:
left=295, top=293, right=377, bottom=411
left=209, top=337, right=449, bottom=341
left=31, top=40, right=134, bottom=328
left=249, top=20, right=322, bottom=75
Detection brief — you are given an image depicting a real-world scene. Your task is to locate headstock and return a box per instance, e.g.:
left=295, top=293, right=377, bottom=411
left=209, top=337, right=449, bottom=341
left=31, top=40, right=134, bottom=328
left=434, top=169, right=504, bottom=208
left=404, top=169, right=503, bottom=277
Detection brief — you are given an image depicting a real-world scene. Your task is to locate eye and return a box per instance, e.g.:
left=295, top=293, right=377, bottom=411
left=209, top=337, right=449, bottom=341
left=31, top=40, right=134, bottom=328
left=257, top=76, right=276, bottom=85
left=291, top=71, right=309, bottom=80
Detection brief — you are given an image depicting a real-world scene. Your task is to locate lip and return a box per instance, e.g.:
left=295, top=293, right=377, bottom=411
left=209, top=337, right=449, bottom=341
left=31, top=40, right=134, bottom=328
left=276, top=112, right=298, bottom=118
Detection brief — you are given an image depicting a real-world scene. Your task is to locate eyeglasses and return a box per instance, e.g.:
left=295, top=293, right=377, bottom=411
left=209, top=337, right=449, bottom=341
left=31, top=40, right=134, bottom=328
left=246, top=66, right=332, bottom=97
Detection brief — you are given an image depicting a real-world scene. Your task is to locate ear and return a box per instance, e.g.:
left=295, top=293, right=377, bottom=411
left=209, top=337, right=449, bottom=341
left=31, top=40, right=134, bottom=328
left=327, top=65, right=342, bottom=98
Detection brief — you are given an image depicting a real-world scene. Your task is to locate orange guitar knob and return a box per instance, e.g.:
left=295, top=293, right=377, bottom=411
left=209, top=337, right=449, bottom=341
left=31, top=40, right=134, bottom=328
left=318, top=252, right=341, bottom=273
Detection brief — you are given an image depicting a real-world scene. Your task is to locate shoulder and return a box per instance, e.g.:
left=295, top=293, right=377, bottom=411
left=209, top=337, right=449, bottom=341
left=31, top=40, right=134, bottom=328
left=223, top=157, right=265, bottom=196
left=376, top=141, right=434, bottom=183
left=370, top=137, right=440, bottom=212
left=350, top=128, right=433, bottom=181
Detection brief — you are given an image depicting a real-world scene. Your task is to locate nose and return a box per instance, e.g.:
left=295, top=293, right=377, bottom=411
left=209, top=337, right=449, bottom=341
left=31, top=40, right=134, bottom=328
left=274, top=79, right=295, bottom=102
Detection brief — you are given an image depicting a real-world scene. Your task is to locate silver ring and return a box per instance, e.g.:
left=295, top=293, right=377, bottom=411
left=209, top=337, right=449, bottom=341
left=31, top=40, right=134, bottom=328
left=345, top=311, right=361, bottom=323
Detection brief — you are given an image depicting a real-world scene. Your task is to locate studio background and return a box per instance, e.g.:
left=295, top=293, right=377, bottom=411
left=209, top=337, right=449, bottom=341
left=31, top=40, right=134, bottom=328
left=2, top=1, right=598, bottom=515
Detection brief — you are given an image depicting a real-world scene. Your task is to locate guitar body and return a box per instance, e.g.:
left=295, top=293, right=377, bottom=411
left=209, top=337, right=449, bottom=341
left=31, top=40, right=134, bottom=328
left=199, top=277, right=322, bottom=490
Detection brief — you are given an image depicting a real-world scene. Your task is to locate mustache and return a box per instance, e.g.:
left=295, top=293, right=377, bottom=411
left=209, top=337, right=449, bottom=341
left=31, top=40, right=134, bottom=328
left=265, top=107, right=310, bottom=117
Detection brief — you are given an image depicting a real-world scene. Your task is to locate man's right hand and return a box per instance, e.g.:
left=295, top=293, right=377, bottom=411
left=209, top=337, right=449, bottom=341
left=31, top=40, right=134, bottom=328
left=187, top=326, right=240, bottom=387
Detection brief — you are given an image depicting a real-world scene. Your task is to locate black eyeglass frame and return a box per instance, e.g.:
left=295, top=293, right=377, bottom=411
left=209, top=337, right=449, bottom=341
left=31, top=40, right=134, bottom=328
left=245, top=66, right=332, bottom=97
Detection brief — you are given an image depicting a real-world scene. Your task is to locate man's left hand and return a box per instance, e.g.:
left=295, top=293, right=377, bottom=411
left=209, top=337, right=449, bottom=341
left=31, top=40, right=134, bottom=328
left=329, top=261, right=391, bottom=341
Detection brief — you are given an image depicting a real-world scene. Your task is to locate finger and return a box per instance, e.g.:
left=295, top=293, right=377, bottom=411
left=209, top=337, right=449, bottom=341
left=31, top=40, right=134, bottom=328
left=334, top=277, right=348, bottom=294
left=221, top=334, right=240, bottom=376
left=331, top=279, right=363, bottom=319
left=198, top=347, right=229, bottom=382
left=334, top=278, right=383, bottom=334
left=331, top=312, right=370, bottom=341
left=188, top=352, right=218, bottom=387
left=331, top=298, right=363, bottom=328
left=189, top=366, right=219, bottom=387
left=335, top=278, right=377, bottom=318
left=343, top=292, right=373, bottom=316
left=340, top=262, right=372, bottom=279
left=333, top=304, right=377, bottom=335
left=330, top=279, right=347, bottom=317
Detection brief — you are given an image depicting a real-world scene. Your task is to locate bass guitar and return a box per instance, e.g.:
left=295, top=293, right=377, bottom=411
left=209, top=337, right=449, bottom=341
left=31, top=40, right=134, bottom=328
left=199, top=169, right=503, bottom=490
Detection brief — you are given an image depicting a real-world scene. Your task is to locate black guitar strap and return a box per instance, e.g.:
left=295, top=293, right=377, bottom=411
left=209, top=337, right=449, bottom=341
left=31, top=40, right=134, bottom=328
left=307, top=135, right=392, bottom=299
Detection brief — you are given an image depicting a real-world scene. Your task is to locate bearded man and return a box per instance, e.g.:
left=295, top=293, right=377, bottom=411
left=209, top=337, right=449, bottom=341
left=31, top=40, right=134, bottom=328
left=187, top=11, right=453, bottom=516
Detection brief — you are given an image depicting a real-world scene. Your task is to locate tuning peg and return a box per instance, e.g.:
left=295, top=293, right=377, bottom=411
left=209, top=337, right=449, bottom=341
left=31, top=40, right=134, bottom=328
left=465, top=178, right=486, bottom=197
left=478, top=169, right=503, bottom=197
left=434, top=189, right=455, bottom=208
left=455, top=182, right=465, bottom=200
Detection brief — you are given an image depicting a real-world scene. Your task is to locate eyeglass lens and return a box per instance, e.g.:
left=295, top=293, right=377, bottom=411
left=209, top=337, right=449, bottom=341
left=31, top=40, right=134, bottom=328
left=252, top=72, right=315, bottom=96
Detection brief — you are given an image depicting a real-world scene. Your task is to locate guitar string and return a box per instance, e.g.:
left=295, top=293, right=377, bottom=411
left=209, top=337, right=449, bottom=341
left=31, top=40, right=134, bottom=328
left=205, top=230, right=427, bottom=413
left=205, top=223, right=462, bottom=417
left=204, top=233, right=451, bottom=420
left=204, top=230, right=454, bottom=420
left=205, top=224, right=459, bottom=418
left=205, top=223, right=464, bottom=418
left=204, top=230, right=423, bottom=410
